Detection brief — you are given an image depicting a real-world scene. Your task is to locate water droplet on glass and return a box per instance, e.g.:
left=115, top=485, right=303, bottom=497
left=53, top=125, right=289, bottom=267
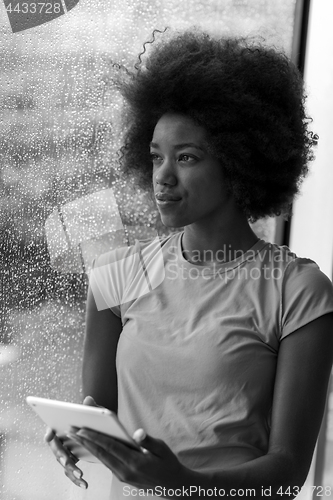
left=0, top=0, right=295, bottom=497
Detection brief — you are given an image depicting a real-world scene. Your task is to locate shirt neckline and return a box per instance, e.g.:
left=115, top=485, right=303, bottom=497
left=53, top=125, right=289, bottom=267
left=174, top=231, right=268, bottom=275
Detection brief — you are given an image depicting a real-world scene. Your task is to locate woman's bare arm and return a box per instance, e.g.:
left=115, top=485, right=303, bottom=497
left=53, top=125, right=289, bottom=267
left=82, top=284, right=122, bottom=412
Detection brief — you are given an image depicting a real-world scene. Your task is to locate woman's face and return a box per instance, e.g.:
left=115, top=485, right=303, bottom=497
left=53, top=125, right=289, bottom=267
left=151, top=113, right=231, bottom=228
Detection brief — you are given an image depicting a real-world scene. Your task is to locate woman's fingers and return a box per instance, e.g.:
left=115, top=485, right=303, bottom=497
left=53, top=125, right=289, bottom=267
left=72, top=429, right=139, bottom=464
left=43, top=398, right=101, bottom=489
left=82, top=395, right=97, bottom=406
left=67, top=428, right=185, bottom=489
left=82, top=395, right=100, bottom=407
left=45, top=428, right=87, bottom=489
left=64, top=461, right=88, bottom=489
left=44, top=427, right=55, bottom=442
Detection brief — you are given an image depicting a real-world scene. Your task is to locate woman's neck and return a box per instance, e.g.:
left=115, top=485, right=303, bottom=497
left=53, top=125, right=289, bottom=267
left=181, top=217, right=259, bottom=265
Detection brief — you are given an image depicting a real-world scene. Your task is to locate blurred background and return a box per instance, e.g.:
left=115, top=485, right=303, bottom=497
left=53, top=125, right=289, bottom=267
left=0, top=0, right=332, bottom=498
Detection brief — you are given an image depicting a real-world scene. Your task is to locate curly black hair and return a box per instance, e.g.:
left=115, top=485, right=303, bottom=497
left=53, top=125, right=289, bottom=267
left=119, top=29, right=317, bottom=221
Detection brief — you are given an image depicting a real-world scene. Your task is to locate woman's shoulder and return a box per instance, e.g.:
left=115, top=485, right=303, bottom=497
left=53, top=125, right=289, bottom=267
left=249, top=239, right=332, bottom=299
left=263, top=243, right=333, bottom=339
left=255, top=240, right=297, bottom=264
left=255, top=240, right=333, bottom=292
left=256, top=240, right=323, bottom=272
left=248, top=241, right=333, bottom=340
left=92, top=231, right=181, bottom=269
left=89, top=231, right=181, bottom=311
left=278, top=246, right=333, bottom=305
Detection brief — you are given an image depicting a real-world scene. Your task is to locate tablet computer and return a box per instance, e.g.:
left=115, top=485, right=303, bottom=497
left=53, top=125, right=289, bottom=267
left=26, top=396, right=140, bottom=463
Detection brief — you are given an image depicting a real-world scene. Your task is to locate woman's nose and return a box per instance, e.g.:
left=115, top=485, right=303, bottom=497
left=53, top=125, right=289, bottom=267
left=154, top=158, right=177, bottom=186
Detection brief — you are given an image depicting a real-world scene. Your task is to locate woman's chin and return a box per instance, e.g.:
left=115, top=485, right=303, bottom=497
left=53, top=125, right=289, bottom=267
left=159, top=212, right=192, bottom=229
left=158, top=211, right=183, bottom=227
left=161, top=218, right=180, bottom=228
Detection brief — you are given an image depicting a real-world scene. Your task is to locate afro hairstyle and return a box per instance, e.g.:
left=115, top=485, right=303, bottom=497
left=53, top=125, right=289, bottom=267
left=119, top=29, right=317, bottom=221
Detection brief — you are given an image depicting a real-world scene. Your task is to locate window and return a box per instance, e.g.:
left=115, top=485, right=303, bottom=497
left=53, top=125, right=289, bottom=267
left=0, top=1, right=302, bottom=498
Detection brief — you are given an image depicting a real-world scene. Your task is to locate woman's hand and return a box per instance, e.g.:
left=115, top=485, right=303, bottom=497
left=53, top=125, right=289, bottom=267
left=44, top=395, right=99, bottom=490
left=67, top=427, right=189, bottom=492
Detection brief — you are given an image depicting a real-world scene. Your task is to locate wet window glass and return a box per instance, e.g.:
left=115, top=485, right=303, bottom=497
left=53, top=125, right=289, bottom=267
left=0, top=1, right=299, bottom=498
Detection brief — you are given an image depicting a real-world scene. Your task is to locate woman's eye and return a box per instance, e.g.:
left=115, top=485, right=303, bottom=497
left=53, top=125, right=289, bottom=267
left=178, top=154, right=197, bottom=163
left=150, top=153, right=162, bottom=164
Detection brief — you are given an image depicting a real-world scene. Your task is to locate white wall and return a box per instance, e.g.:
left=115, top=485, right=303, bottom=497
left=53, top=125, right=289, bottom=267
left=290, top=0, right=333, bottom=279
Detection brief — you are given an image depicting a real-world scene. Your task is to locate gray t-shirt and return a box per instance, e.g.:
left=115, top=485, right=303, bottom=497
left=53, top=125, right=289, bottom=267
left=89, top=232, right=333, bottom=497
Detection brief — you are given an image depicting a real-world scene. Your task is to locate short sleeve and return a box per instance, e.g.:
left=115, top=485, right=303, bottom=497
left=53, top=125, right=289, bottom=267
left=87, top=236, right=165, bottom=319
left=280, top=258, right=333, bottom=340
left=88, top=243, right=142, bottom=318
left=88, top=250, right=125, bottom=317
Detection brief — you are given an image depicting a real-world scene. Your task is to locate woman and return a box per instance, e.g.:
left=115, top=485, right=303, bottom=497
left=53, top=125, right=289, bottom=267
left=46, top=30, right=333, bottom=499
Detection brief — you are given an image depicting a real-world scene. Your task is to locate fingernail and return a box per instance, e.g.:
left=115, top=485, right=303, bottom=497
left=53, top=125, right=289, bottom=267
left=133, top=428, right=146, bottom=441
left=79, top=482, right=87, bottom=489
left=73, top=470, right=82, bottom=479
left=67, top=432, right=80, bottom=442
left=83, top=395, right=96, bottom=405
left=76, top=429, right=90, bottom=439
left=59, top=457, right=66, bottom=467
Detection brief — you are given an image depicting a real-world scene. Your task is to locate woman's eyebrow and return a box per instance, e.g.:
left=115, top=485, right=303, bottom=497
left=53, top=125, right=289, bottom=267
left=149, top=141, right=205, bottom=151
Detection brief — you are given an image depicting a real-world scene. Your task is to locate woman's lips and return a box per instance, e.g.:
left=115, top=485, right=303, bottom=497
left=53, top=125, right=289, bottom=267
left=155, top=193, right=181, bottom=207
left=155, top=193, right=181, bottom=201
left=156, top=198, right=181, bottom=206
